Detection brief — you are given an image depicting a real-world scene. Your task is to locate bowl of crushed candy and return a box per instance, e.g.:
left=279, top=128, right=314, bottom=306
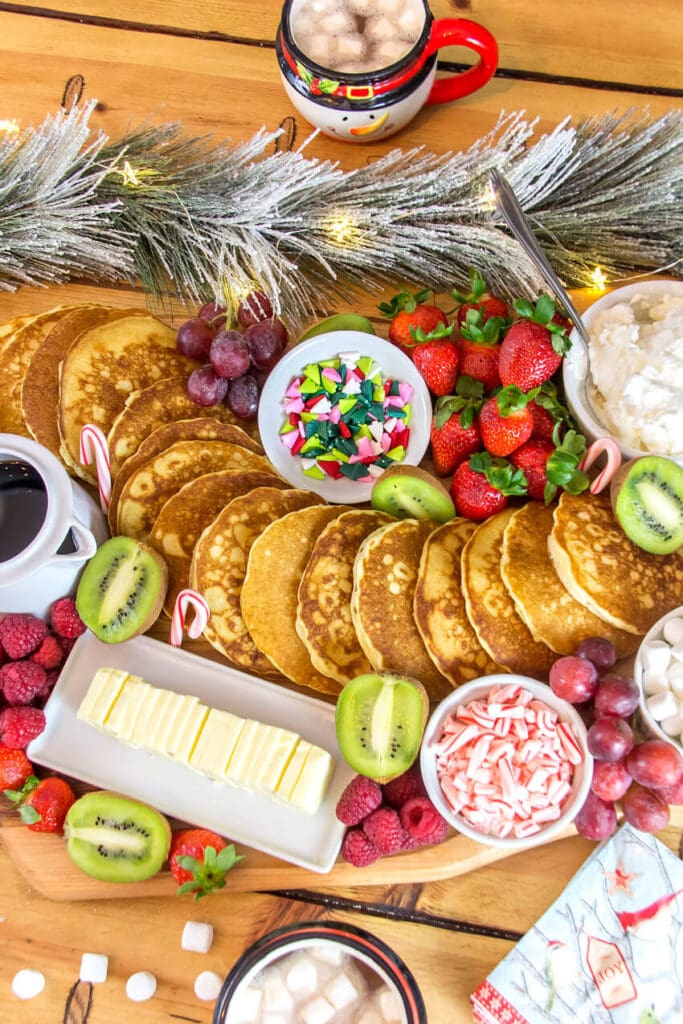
left=257, top=331, right=432, bottom=504
left=562, top=279, right=683, bottom=466
left=634, top=604, right=683, bottom=753
left=420, top=675, right=592, bottom=851
left=213, top=920, right=427, bottom=1024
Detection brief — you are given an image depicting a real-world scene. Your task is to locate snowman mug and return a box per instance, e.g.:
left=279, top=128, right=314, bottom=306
left=276, top=0, right=498, bottom=142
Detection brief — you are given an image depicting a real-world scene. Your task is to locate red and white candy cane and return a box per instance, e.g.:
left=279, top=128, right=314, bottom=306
left=79, top=424, right=112, bottom=512
left=170, top=589, right=210, bottom=647
left=580, top=437, right=622, bottom=494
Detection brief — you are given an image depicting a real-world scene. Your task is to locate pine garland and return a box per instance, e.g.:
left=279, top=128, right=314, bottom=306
left=0, top=102, right=680, bottom=323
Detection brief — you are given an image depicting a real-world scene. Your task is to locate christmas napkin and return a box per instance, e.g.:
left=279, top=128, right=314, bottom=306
left=471, top=825, right=683, bottom=1023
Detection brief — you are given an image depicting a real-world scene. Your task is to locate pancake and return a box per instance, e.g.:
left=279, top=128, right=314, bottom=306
left=107, top=375, right=261, bottom=480
left=116, top=440, right=272, bottom=541
left=461, top=510, right=555, bottom=679
left=413, top=519, right=501, bottom=687
left=149, top=469, right=286, bottom=617
left=190, top=487, right=325, bottom=677
left=242, top=505, right=349, bottom=694
left=0, top=313, right=40, bottom=357
left=58, top=314, right=197, bottom=483
left=351, top=518, right=452, bottom=702
left=296, top=509, right=392, bottom=685
left=549, top=490, right=683, bottom=635
left=501, top=502, right=641, bottom=658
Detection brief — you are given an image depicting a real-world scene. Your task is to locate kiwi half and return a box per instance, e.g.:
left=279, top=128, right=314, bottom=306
left=335, top=672, right=428, bottom=782
left=610, top=456, right=683, bottom=555
left=64, top=791, right=171, bottom=882
left=371, top=465, right=455, bottom=523
left=76, top=536, right=168, bottom=643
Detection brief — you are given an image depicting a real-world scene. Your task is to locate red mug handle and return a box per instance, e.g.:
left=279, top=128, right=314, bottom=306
left=423, top=18, right=498, bottom=105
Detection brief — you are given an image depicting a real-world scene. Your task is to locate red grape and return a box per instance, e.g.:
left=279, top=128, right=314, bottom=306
left=574, top=636, right=616, bottom=673
left=574, top=791, right=618, bottom=841
left=652, top=771, right=683, bottom=805
left=210, top=330, right=251, bottom=380
left=590, top=759, right=632, bottom=801
left=621, top=783, right=670, bottom=833
left=176, top=317, right=216, bottom=361
left=187, top=364, right=229, bottom=407
left=237, top=291, right=273, bottom=328
left=227, top=373, right=259, bottom=419
left=198, top=301, right=228, bottom=327
left=626, top=739, right=683, bottom=789
left=587, top=716, right=634, bottom=762
left=593, top=674, right=640, bottom=718
left=244, top=319, right=288, bottom=371
left=549, top=656, right=599, bottom=704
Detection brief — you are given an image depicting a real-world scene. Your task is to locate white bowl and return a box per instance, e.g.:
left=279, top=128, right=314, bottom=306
left=420, top=675, right=592, bottom=851
left=562, top=279, right=683, bottom=465
left=634, top=604, right=683, bottom=753
left=257, top=331, right=431, bottom=504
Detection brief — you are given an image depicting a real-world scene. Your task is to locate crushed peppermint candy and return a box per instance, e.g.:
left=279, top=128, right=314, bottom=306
left=432, top=684, right=584, bottom=840
left=279, top=351, right=413, bottom=482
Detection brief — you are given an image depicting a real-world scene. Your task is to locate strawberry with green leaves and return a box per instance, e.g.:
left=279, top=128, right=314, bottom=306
left=430, top=377, right=484, bottom=476
left=411, top=323, right=459, bottom=396
left=452, top=269, right=509, bottom=327
left=6, top=775, right=76, bottom=833
left=378, top=289, right=448, bottom=355
left=458, top=309, right=506, bottom=393
left=478, top=385, right=537, bottom=457
left=510, top=429, right=590, bottom=503
left=450, top=452, right=528, bottom=521
left=499, top=294, right=571, bottom=390
left=170, top=827, right=243, bottom=899
left=0, top=744, right=33, bottom=791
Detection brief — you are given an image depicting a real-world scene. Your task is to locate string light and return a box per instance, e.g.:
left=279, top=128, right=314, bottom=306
left=0, top=119, right=20, bottom=134
left=590, top=266, right=608, bottom=291
left=120, top=161, right=142, bottom=187
left=324, top=211, right=358, bottom=246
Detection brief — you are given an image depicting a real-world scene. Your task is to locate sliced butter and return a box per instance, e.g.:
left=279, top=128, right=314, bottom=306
left=289, top=745, right=335, bottom=815
left=103, top=676, right=151, bottom=742
left=76, top=668, right=129, bottom=727
left=172, top=703, right=210, bottom=767
left=189, top=708, right=244, bottom=779
left=250, top=727, right=299, bottom=794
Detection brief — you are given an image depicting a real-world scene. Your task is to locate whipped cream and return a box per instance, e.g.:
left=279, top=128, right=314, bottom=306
left=588, top=290, right=683, bottom=457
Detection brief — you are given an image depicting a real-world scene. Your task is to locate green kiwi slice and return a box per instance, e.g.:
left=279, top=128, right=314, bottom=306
left=371, top=465, right=455, bottom=523
left=610, top=455, right=683, bottom=555
left=64, top=791, right=171, bottom=882
left=335, top=672, right=429, bottom=782
left=76, top=536, right=169, bottom=643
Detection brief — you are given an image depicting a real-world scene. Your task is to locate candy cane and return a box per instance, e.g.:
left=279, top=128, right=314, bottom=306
left=169, top=589, right=210, bottom=647
left=79, top=424, right=112, bottom=512
left=579, top=437, right=622, bottom=494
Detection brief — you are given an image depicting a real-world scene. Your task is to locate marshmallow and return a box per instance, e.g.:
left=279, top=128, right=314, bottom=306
left=324, top=970, right=363, bottom=1011
left=354, top=1009, right=383, bottom=1024
left=299, top=995, right=336, bottom=1024
left=11, top=969, right=45, bottom=1000
left=284, top=954, right=318, bottom=997
left=194, top=970, right=223, bottom=1002
left=663, top=616, right=683, bottom=647
left=311, top=941, right=345, bottom=966
left=671, top=641, right=683, bottom=663
left=181, top=920, right=214, bottom=954
left=79, top=953, right=108, bottom=984
left=230, top=982, right=262, bottom=1022
left=262, top=970, right=294, bottom=1014
left=642, top=671, right=670, bottom=696
left=375, top=983, right=404, bottom=1023
left=660, top=712, right=683, bottom=737
left=642, top=641, right=673, bottom=674
left=647, top=690, right=679, bottom=721
left=126, top=971, right=157, bottom=1002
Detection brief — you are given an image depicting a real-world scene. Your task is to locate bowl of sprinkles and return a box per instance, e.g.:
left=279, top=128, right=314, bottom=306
left=258, top=332, right=432, bottom=503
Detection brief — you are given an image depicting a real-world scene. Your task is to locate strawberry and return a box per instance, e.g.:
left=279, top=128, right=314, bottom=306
left=528, top=399, right=556, bottom=442
left=498, top=294, right=570, bottom=390
left=378, top=289, right=448, bottom=355
left=6, top=775, right=76, bottom=833
left=169, top=827, right=243, bottom=899
left=458, top=309, right=505, bottom=392
left=430, top=378, right=484, bottom=476
left=451, top=269, right=509, bottom=327
left=450, top=452, right=528, bottom=521
left=0, top=744, right=33, bottom=791
left=478, top=385, right=536, bottom=457
left=411, top=329, right=459, bottom=396
left=511, top=430, right=590, bottom=504
left=509, top=439, right=555, bottom=501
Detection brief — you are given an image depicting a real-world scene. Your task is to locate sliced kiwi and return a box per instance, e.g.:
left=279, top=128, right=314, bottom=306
left=610, top=456, right=683, bottom=555
left=76, top=536, right=168, bottom=643
left=64, top=791, right=171, bottom=882
left=371, top=465, right=455, bottom=523
left=298, top=312, right=375, bottom=342
left=335, top=672, right=428, bottom=782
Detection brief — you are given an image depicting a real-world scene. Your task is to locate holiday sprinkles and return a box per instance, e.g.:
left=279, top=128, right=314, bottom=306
left=279, top=352, right=413, bottom=482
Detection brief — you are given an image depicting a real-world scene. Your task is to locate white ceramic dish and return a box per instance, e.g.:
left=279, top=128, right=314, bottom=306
left=562, top=279, right=683, bottom=465
left=257, top=331, right=431, bottom=503
left=634, top=604, right=683, bottom=753
left=419, top=675, right=592, bottom=851
left=28, top=632, right=354, bottom=873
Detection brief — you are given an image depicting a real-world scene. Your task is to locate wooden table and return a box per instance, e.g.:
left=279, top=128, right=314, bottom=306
left=0, top=2, right=681, bottom=1021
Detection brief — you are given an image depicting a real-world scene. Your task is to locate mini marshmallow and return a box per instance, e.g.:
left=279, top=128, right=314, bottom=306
left=642, top=641, right=673, bottom=674
left=11, top=969, right=45, bottom=1000
left=194, top=970, right=223, bottom=1002
left=670, top=672, right=683, bottom=699
left=262, top=970, right=294, bottom=1014
left=642, top=671, right=670, bottom=696
left=311, top=941, right=345, bottom=966
left=375, top=984, right=404, bottom=1023
left=398, top=2, right=424, bottom=39
left=668, top=661, right=683, bottom=684
left=299, top=994, right=336, bottom=1024
left=663, top=616, right=683, bottom=647
left=324, top=970, right=362, bottom=1011
left=181, top=920, right=214, bottom=954
left=262, top=1014, right=289, bottom=1024
left=364, top=15, right=397, bottom=42
left=321, top=10, right=355, bottom=34
left=647, top=690, right=679, bottom=721
left=354, top=1009, right=383, bottom=1024
left=79, top=953, right=109, bottom=984
left=126, top=971, right=157, bottom=1002
left=671, top=641, right=683, bottom=663
left=660, top=712, right=683, bottom=737
left=230, top=983, right=262, bottom=1023
left=332, top=33, right=366, bottom=62
left=284, top=954, right=319, bottom=997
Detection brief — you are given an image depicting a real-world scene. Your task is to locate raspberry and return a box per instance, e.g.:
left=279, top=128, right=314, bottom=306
left=381, top=765, right=427, bottom=809
left=0, top=706, right=46, bottom=749
left=399, top=797, right=449, bottom=848
left=336, top=775, right=383, bottom=826
left=0, top=744, right=33, bottom=790
left=0, top=661, right=47, bottom=705
left=0, top=614, right=48, bottom=659
left=30, top=633, right=65, bottom=670
left=362, top=805, right=407, bottom=855
left=341, top=828, right=381, bottom=867
left=50, top=598, right=86, bottom=640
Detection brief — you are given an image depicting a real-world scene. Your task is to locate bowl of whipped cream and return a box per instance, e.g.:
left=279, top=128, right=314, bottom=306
left=562, top=279, right=683, bottom=466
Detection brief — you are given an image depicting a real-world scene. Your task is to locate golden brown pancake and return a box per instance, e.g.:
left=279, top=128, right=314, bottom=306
left=0, top=314, right=40, bottom=357
left=501, top=502, right=641, bottom=657
left=107, top=375, right=261, bottom=480
left=549, top=490, right=683, bottom=635
left=461, top=510, right=555, bottom=679
left=414, top=519, right=500, bottom=687
left=58, top=314, right=197, bottom=483
left=190, top=487, right=325, bottom=676
left=149, top=469, right=286, bottom=617
left=351, top=518, right=452, bottom=702
left=296, top=508, right=392, bottom=685
left=242, top=505, right=348, bottom=695
left=115, top=440, right=272, bottom=541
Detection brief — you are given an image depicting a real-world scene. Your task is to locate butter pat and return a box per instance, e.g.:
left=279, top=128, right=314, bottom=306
left=225, top=719, right=272, bottom=787
left=289, top=745, right=335, bottom=815
left=189, top=707, right=244, bottom=779
left=251, top=727, right=299, bottom=794
left=104, top=676, right=151, bottom=742
left=172, top=703, right=210, bottom=767
left=76, top=667, right=129, bottom=727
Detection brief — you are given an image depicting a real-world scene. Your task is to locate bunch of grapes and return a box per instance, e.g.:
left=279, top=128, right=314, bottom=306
left=549, top=637, right=683, bottom=841
left=176, top=292, right=288, bottom=419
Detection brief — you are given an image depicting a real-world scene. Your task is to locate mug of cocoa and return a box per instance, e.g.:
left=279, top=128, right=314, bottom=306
left=276, top=0, right=498, bottom=141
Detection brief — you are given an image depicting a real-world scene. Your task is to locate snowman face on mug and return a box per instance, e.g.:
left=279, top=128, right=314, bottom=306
left=324, top=107, right=395, bottom=140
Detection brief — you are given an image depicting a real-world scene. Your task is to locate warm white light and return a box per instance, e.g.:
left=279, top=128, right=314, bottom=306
left=590, top=266, right=608, bottom=291
left=325, top=212, right=358, bottom=246
left=120, top=160, right=142, bottom=187
left=0, top=119, right=20, bottom=134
